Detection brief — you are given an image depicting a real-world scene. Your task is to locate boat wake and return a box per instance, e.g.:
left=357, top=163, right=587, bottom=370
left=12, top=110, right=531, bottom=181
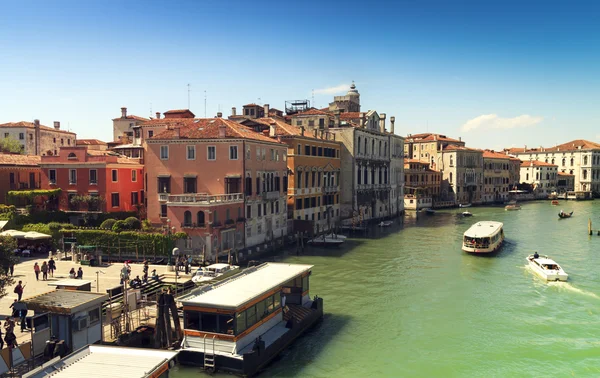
left=546, top=281, right=600, bottom=300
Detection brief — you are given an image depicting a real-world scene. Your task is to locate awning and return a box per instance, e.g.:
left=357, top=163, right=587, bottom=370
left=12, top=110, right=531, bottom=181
left=24, top=231, right=52, bottom=240
left=0, top=229, right=27, bottom=238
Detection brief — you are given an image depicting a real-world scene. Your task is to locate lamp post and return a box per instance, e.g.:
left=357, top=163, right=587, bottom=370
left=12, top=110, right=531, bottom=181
left=166, top=219, right=173, bottom=272
left=172, top=247, right=180, bottom=297
left=95, top=270, right=105, bottom=293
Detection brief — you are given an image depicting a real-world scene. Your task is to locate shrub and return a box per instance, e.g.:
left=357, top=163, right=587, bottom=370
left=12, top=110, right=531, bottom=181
left=100, top=219, right=117, bottom=230
left=111, top=220, right=127, bottom=233
left=124, top=217, right=141, bottom=230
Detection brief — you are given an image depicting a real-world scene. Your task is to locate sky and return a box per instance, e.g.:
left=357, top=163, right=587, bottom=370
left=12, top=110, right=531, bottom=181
left=1, top=0, right=599, bottom=150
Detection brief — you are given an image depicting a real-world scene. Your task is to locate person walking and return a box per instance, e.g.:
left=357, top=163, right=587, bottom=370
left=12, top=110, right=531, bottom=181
left=0, top=321, right=4, bottom=350
left=142, top=260, right=149, bottom=283
left=33, top=262, right=40, bottom=281
left=48, top=257, right=56, bottom=277
left=14, top=281, right=24, bottom=301
left=9, top=263, right=14, bottom=277
left=41, top=261, right=48, bottom=281
left=19, top=309, right=27, bottom=333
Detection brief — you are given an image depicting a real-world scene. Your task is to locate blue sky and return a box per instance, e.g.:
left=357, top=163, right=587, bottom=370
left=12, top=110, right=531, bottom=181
left=1, top=0, right=599, bottom=149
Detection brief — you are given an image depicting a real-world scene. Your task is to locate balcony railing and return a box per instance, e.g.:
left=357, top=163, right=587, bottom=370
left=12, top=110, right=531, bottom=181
left=181, top=223, right=206, bottom=228
left=261, top=191, right=280, bottom=201
left=159, top=193, right=169, bottom=202
left=167, top=193, right=244, bottom=205
left=323, top=186, right=339, bottom=193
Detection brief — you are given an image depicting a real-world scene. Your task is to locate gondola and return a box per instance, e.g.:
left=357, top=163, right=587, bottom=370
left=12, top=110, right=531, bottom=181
left=558, top=211, right=573, bottom=219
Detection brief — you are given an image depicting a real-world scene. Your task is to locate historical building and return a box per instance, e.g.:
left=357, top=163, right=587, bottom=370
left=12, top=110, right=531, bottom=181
left=112, top=107, right=149, bottom=143
left=403, top=159, right=440, bottom=210
left=0, top=153, right=41, bottom=204
left=404, top=133, right=465, bottom=169
left=389, top=127, right=405, bottom=215
left=76, top=139, right=107, bottom=151
left=240, top=117, right=342, bottom=234
left=519, top=160, right=558, bottom=198
left=327, top=81, right=361, bottom=113
left=39, top=146, right=144, bottom=213
left=504, top=139, right=600, bottom=195
left=0, top=120, right=76, bottom=156
left=557, top=171, right=575, bottom=193
left=437, top=146, right=484, bottom=205
left=508, top=156, right=521, bottom=190
left=482, top=150, right=512, bottom=204
left=145, top=117, right=288, bottom=260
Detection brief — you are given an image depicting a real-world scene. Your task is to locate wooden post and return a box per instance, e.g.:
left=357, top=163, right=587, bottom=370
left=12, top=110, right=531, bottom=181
left=589, top=218, right=593, bottom=236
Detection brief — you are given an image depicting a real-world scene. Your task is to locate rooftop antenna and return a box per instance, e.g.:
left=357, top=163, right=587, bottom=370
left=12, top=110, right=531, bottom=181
left=187, top=84, right=191, bottom=109
left=204, top=90, right=207, bottom=118
left=312, top=89, right=314, bottom=108
left=258, top=97, right=261, bottom=105
left=149, top=102, right=153, bottom=118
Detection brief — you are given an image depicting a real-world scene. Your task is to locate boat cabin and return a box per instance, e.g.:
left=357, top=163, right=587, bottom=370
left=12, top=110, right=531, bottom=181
left=462, top=221, right=504, bottom=252
left=533, top=258, right=560, bottom=270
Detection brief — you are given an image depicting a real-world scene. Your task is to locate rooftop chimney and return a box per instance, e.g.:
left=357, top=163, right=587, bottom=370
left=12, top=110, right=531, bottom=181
left=218, top=124, right=227, bottom=138
left=34, top=119, right=40, bottom=128
left=264, top=104, right=270, bottom=117
left=156, top=112, right=161, bottom=119
left=121, top=107, right=127, bottom=118
left=390, top=116, right=395, bottom=134
left=217, top=112, right=223, bottom=118
left=379, top=113, right=386, bottom=133
left=459, top=136, right=462, bottom=142
left=53, top=121, right=60, bottom=130
left=269, top=124, right=276, bottom=137
left=359, top=112, right=366, bottom=127
left=232, top=107, right=237, bottom=117
left=334, top=109, right=341, bottom=127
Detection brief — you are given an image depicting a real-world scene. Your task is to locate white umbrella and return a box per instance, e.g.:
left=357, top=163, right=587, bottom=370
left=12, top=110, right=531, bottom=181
left=23, top=231, right=52, bottom=240
left=0, top=229, right=27, bottom=238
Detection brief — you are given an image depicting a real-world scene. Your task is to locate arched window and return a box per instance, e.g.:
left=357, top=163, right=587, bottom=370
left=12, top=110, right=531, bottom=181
left=546, top=173, right=550, bottom=180
left=197, top=211, right=205, bottom=226
left=551, top=158, right=555, bottom=164
left=384, top=142, right=387, bottom=156
left=449, top=172, right=453, bottom=183
left=584, top=156, right=588, bottom=165
left=184, top=211, right=192, bottom=226
left=379, top=141, right=382, bottom=156
left=562, top=158, right=566, bottom=166
left=364, top=167, right=368, bottom=184
left=372, top=140, right=375, bottom=155
left=570, top=158, right=574, bottom=166
left=357, top=137, right=361, bottom=154
left=583, top=170, right=588, bottom=179
left=358, top=166, right=362, bottom=184
left=213, top=210, right=218, bottom=224
left=67, top=152, right=76, bottom=159
left=450, top=156, right=454, bottom=166
left=226, top=208, right=230, bottom=221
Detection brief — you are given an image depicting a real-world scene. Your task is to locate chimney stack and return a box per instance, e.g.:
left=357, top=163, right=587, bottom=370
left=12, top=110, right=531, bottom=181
left=34, top=119, right=40, bottom=128
left=379, top=113, right=386, bottom=133
left=390, top=116, right=395, bottom=134
left=218, top=124, right=227, bottom=138
left=459, top=136, right=462, bottom=142
left=334, top=109, right=341, bottom=127
left=156, top=112, right=161, bottom=119
left=264, top=104, right=270, bottom=117
left=269, top=125, right=276, bottom=137
left=217, top=112, right=223, bottom=118
left=53, top=121, right=60, bottom=130
left=121, top=107, right=127, bottom=118
left=232, top=107, right=237, bottom=116
left=359, top=112, right=366, bottom=127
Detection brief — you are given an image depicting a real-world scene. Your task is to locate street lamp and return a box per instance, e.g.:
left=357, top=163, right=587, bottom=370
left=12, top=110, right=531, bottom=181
left=95, top=270, right=105, bottom=293
left=172, top=247, right=180, bottom=297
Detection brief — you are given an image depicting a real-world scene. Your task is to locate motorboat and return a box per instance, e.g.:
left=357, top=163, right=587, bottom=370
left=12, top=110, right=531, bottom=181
left=425, top=208, right=436, bottom=215
left=462, top=221, right=504, bottom=253
left=558, top=211, right=573, bottom=219
left=526, top=254, right=568, bottom=282
left=191, top=263, right=239, bottom=284
left=323, top=233, right=347, bottom=240
left=459, top=203, right=472, bottom=208
left=307, top=235, right=345, bottom=246
left=462, top=211, right=473, bottom=217
left=505, top=204, right=521, bottom=211
left=551, top=200, right=559, bottom=206
left=378, top=221, right=393, bottom=227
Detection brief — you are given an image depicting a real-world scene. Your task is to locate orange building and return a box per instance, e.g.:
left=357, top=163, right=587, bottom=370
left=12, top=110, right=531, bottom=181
left=0, top=153, right=41, bottom=204
left=403, top=159, right=441, bottom=209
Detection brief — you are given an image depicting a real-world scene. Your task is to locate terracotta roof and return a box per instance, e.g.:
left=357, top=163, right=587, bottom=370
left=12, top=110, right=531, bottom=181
left=340, top=112, right=361, bottom=120
left=150, top=118, right=281, bottom=144
left=0, top=153, right=41, bottom=166
left=404, top=159, right=429, bottom=164
left=0, top=121, right=76, bottom=135
left=163, top=109, right=195, bottom=119
left=503, top=147, right=540, bottom=154
left=249, top=118, right=336, bottom=140
left=76, top=139, right=107, bottom=146
left=441, top=145, right=480, bottom=152
left=111, top=115, right=150, bottom=122
left=543, top=139, right=600, bottom=152
left=243, top=103, right=261, bottom=107
left=558, top=171, right=574, bottom=176
left=163, top=109, right=191, bottom=114
left=407, top=133, right=463, bottom=144
left=292, top=108, right=332, bottom=117
left=319, top=107, right=330, bottom=112
left=482, top=150, right=510, bottom=159
left=520, top=160, right=557, bottom=167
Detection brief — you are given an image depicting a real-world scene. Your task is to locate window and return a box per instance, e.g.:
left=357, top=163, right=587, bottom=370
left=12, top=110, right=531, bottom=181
left=131, top=192, right=139, bottom=205
left=29, top=134, right=33, bottom=140
left=184, top=177, right=197, bottom=193
left=160, top=204, right=167, bottom=217
left=88, top=308, right=100, bottom=324
left=111, top=193, right=120, bottom=208
left=258, top=204, right=262, bottom=217
left=148, top=130, right=154, bottom=138
left=61, top=138, right=64, bottom=145
left=19, top=133, right=24, bottom=140
left=208, top=146, right=216, bottom=160
left=67, top=139, right=70, bottom=145
left=49, top=169, right=56, bottom=184
left=297, top=144, right=301, bottom=155
left=131, top=169, right=137, bottom=182
left=184, top=211, right=192, bottom=226
left=319, top=118, right=325, bottom=128
left=245, top=177, right=252, bottom=195
left=296, top=120, right=302, bottom=126
left=158, top=177, right=171, bottom=193
left=230, top=146, right=238, bottom=160
left=69, top=169, right=77, bottom=184
left=187, top=146, right=196, bottom=160
left=270, top=149, right=275, bottom=161
left=246, top=205, right=252, bottom=218
left=197, top=211, right=205, bottom=226
left=111, top=169, right=118, bottom=182
left=4, top=133, right=8, bottom=138
left=89, top=169, right=97, bottom=184
left=305, top=145, right=311, bottom=155
left=160, top=145, right=169, bottom=160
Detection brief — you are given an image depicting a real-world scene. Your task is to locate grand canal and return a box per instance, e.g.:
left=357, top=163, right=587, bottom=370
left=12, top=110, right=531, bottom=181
left=172, top=200, right=600, bottom=377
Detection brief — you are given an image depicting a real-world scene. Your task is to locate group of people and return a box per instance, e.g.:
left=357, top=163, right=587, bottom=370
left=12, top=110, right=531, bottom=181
left=69, top=267, right=84, bottom=279
left=175, top=255, right=193, bottom=275
left=124, top=260, right=159, bottom=289
left=32, top=257, right=57, bottom=281
left=14, top=243, right=52, bottom=257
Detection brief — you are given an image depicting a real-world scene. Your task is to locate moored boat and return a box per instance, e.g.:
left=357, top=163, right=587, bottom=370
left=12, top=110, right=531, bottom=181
left=192, top=263, right=240, bottom=284
left=505, top=204, right=521, bottom=211
left=462, top=221, right=504, bottom=253
left=323, top=233, right=347, bottom=240
left=526, top=254, right=568, bottom=281
left=551, top=200, right=559, bottom=206
left=558, top=211, right=573, bottom=219
left=378, top=220, right=393, bottom=227
left=462, top=211, right=473, bottom=217
left=459, top=203, right=472, bottom=208
left=307, top=235, right=345, bottom=246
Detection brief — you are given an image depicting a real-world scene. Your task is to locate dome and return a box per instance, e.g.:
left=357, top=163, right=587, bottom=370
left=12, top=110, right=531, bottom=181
left=347, top=81, right=359, bottom=97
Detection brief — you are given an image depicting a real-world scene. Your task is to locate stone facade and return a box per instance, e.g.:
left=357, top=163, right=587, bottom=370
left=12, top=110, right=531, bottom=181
left=519, top=160, right=558, bottom=198
left=112, top=107, right=149, bottom=142
left=482, top=150, right=512, bottom=204
left=438, top=146, right=484, bottom=205
left=389, top=131, right=405, bottom=217
left=0, top=120, right=76, bottom=156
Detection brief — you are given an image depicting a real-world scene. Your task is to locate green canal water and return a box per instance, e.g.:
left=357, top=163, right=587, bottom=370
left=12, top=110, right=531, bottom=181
left=172, top=201, right=600, bottom=377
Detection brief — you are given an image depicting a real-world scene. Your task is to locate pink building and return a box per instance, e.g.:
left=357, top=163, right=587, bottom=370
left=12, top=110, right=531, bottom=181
left=145, top=117, right=288, bottom=260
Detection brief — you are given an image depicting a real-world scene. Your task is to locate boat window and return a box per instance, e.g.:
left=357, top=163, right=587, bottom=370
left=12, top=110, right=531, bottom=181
left=246, top=305, right=257, bottom=328
left=218, top=314, right=234, bottom=335
left=235, top=311, right=246, bottom=334
left=273, top=293, right=281, bottom=309
left=184, top=311, right=201, bottom=330
left=256, top=300, right=267, bottom=320
left=200, top=313, right=218, bottom=333
left=265, top=295, right=274, bottom=313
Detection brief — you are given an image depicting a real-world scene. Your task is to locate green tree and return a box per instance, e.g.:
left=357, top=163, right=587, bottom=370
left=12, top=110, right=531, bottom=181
left=0, top=235, right=17, bottom=299
left=0, top=136, right=23, bottom=154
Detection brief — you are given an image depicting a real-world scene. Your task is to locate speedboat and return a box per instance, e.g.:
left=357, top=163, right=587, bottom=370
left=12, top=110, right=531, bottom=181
left=462, top=211, right=473, bottom=217
left=462, top=221, right=504, bottom=253
left=323, top=233, right=347, bottom=240
left=307, top=235, right=345, bottom=246
left=505, top=204, right=521, bottom=211
left=459, top=203, right=472, bottom=208
left=378, top=221, right=393, bottom=227
left=191, top=263, right=239, bottom=284
left=526, top=254, right=568, bottom=282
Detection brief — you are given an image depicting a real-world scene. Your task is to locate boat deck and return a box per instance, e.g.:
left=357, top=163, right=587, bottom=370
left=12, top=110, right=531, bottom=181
left=237, top=321, right=290, bottom=355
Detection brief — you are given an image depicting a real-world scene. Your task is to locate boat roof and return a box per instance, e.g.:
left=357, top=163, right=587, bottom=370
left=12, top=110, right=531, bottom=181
left=535, top=258, right=557, bottom=265
left=463, top=221, right=504, bottom=238
left=206, top=263, right=233, bottom=269
left=180, top=263, right=313, bottom=310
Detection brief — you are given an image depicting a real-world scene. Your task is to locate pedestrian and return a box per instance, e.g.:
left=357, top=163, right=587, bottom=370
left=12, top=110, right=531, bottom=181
left=41, top=261, right=48, bottom=281
left=9, top=264, right=14, bottom=276
left=14, top=281, right=24, bottom=301
left=34, top=262, right=40, bottom=281
left=9, top=299, right=18, bottom=318
left=4, top=318, right=17, bottom=348
left=69, top=268, right=76, bottom=279
left=77, top=267, right=83, bottom=279
left=20, top=309, right=27, bottom=333
left=0, top=321, right=4, bottom=350
left=48, top=257, right=56, bottom=277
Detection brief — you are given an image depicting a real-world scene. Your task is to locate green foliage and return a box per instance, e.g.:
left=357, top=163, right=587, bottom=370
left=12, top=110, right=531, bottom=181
left=141, top=219, right=154, bottom=232
left=124, top=217, right=141, bottom=230
left=0, top=205, right=17, bottom=215
left=7, top=189, right=62, bottom=202
left=0, top=136, right=23, bottom=154
left=112, top=220, right=127, bottom=232
left=0, top=235, right=17, bottom=299
left=100, top=219, right=117, bottom=230
left=21, top=222, right=71, bottom=246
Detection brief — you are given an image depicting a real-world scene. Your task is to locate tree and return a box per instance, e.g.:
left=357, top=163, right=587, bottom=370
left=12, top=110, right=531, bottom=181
left=0, top=235, right=17, bottom=299
left=0, top=136, right=23, bottom=154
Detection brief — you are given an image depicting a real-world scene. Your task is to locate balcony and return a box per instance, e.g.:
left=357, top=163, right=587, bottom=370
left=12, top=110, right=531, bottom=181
left=159, top=193, right=169, bottom=202
left=181, top=223, right=206, bottom=229
left=261, top=191, right=280, bottom=201
left=167, top=193, right=244, bottom=206
left=323, top=186, right=339, bottom=193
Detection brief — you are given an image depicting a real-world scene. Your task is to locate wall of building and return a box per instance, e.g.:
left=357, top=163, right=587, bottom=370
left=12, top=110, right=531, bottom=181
left=1, top=126, right=75, bottom=156
left=482, top=157, right=511, bottom=204
left=0, top=166, right=41, bottom=204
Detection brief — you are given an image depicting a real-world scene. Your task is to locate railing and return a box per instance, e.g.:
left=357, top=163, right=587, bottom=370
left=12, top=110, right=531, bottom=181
left=323, top=186, right=339, bottom=193
left=182, top=223, right=206, bottom=228
left=262, top=191, right=280, bottom=200
left=168, top=193, right=244, bottom=205
left=158, top=193, right=169, bottom=202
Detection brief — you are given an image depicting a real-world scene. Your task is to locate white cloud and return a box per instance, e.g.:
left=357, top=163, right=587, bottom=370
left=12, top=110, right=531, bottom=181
left=461, top=114, right=543, bottom=132
left=313, top=83, right=350, bottom=95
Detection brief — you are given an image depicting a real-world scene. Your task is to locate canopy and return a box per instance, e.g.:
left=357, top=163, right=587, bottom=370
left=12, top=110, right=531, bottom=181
left=0, top=220, right=8, bottom=231
left=24, top=231, right=52, bottom=240
left=0, top=229, right=27, bottom=238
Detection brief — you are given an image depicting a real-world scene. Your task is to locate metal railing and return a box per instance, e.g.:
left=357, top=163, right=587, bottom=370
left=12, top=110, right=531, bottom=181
left=168, top=193, right=243, bottom=205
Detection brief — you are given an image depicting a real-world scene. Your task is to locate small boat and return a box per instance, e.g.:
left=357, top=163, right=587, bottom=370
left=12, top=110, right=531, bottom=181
left=462, top=221, right=505, bottom=253
left=505, top=204, right=521, bottom=211
left=558, top=211, right=573, bottom=219
left=323, top=233, right=347, bottom=240
left=462, top=211, right=473, bottom=217
left=378, top=221, right=393, bottom=227
left=526, top=254, right=568, bottom=282
left=307, top=235, right=345, bottom=246
left=459, top=203, right=472, bottom=208
left=191, top=263, right=239, bottom=284
left=425, top=208, right=436, bottom=215
left=551, top=200, right=559, bottom=206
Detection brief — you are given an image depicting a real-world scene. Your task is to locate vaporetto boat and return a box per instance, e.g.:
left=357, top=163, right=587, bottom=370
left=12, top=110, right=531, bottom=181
left=462, top=221, right=505, bottom=253
left=526, top=254, right=568, bottom=282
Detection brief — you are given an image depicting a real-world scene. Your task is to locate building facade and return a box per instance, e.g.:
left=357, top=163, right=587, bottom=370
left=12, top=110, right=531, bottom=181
left=0, top=120, right=76, bottom=156
left=519, top=160, right=558, bottom=198
left=112, top=107, right=149, bottom=142
left=557, top=171, right=575, bottom=192
left=40, top=146, right=144, bottom=213
left=145, top=117, right=288, bottom=260
left=438, top=146, right=484, bottom=205
left=482, top=150, right=512, bottom=204
left=389, top=129, right=405, bottom=216
left=404, top=133, right=465, bottom=169
left=403, top=159, right=440, bottom=210
left=0, top=153, right=41, bottom=204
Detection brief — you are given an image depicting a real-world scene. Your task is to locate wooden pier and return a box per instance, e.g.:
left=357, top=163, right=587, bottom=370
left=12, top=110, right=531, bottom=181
left=588, top=218, right=600, bottom=236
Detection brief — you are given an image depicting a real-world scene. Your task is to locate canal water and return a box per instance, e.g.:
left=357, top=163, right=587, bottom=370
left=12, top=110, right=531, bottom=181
left=172, top=200, right=600, bottom=377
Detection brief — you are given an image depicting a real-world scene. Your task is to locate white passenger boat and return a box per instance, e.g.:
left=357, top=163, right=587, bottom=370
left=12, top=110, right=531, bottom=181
left=459, top=203, right=472, bottom=208
left=323, top=233, right=347, bottom=240
left=307, top=235, right=345, bottom=246
left=462, top=221, right=505, bottom=253
left=526, top=254, right=568, bottom=282
left=425, top=208, right=436, bottom=215
left=378, top=221, right=393, bottom=227
left=192, top=263, right=239, bottom=284
left=462, top=211, right=473, bottom=217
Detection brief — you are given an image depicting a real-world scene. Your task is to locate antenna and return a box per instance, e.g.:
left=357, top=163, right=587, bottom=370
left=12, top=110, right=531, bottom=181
left=312, top=89, right=314, bottom=108
left=187, top=84, right=191, bottom=109
left=204, top=90, right=207, bottom=118
left=149, top=102, right=152, bottom=118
